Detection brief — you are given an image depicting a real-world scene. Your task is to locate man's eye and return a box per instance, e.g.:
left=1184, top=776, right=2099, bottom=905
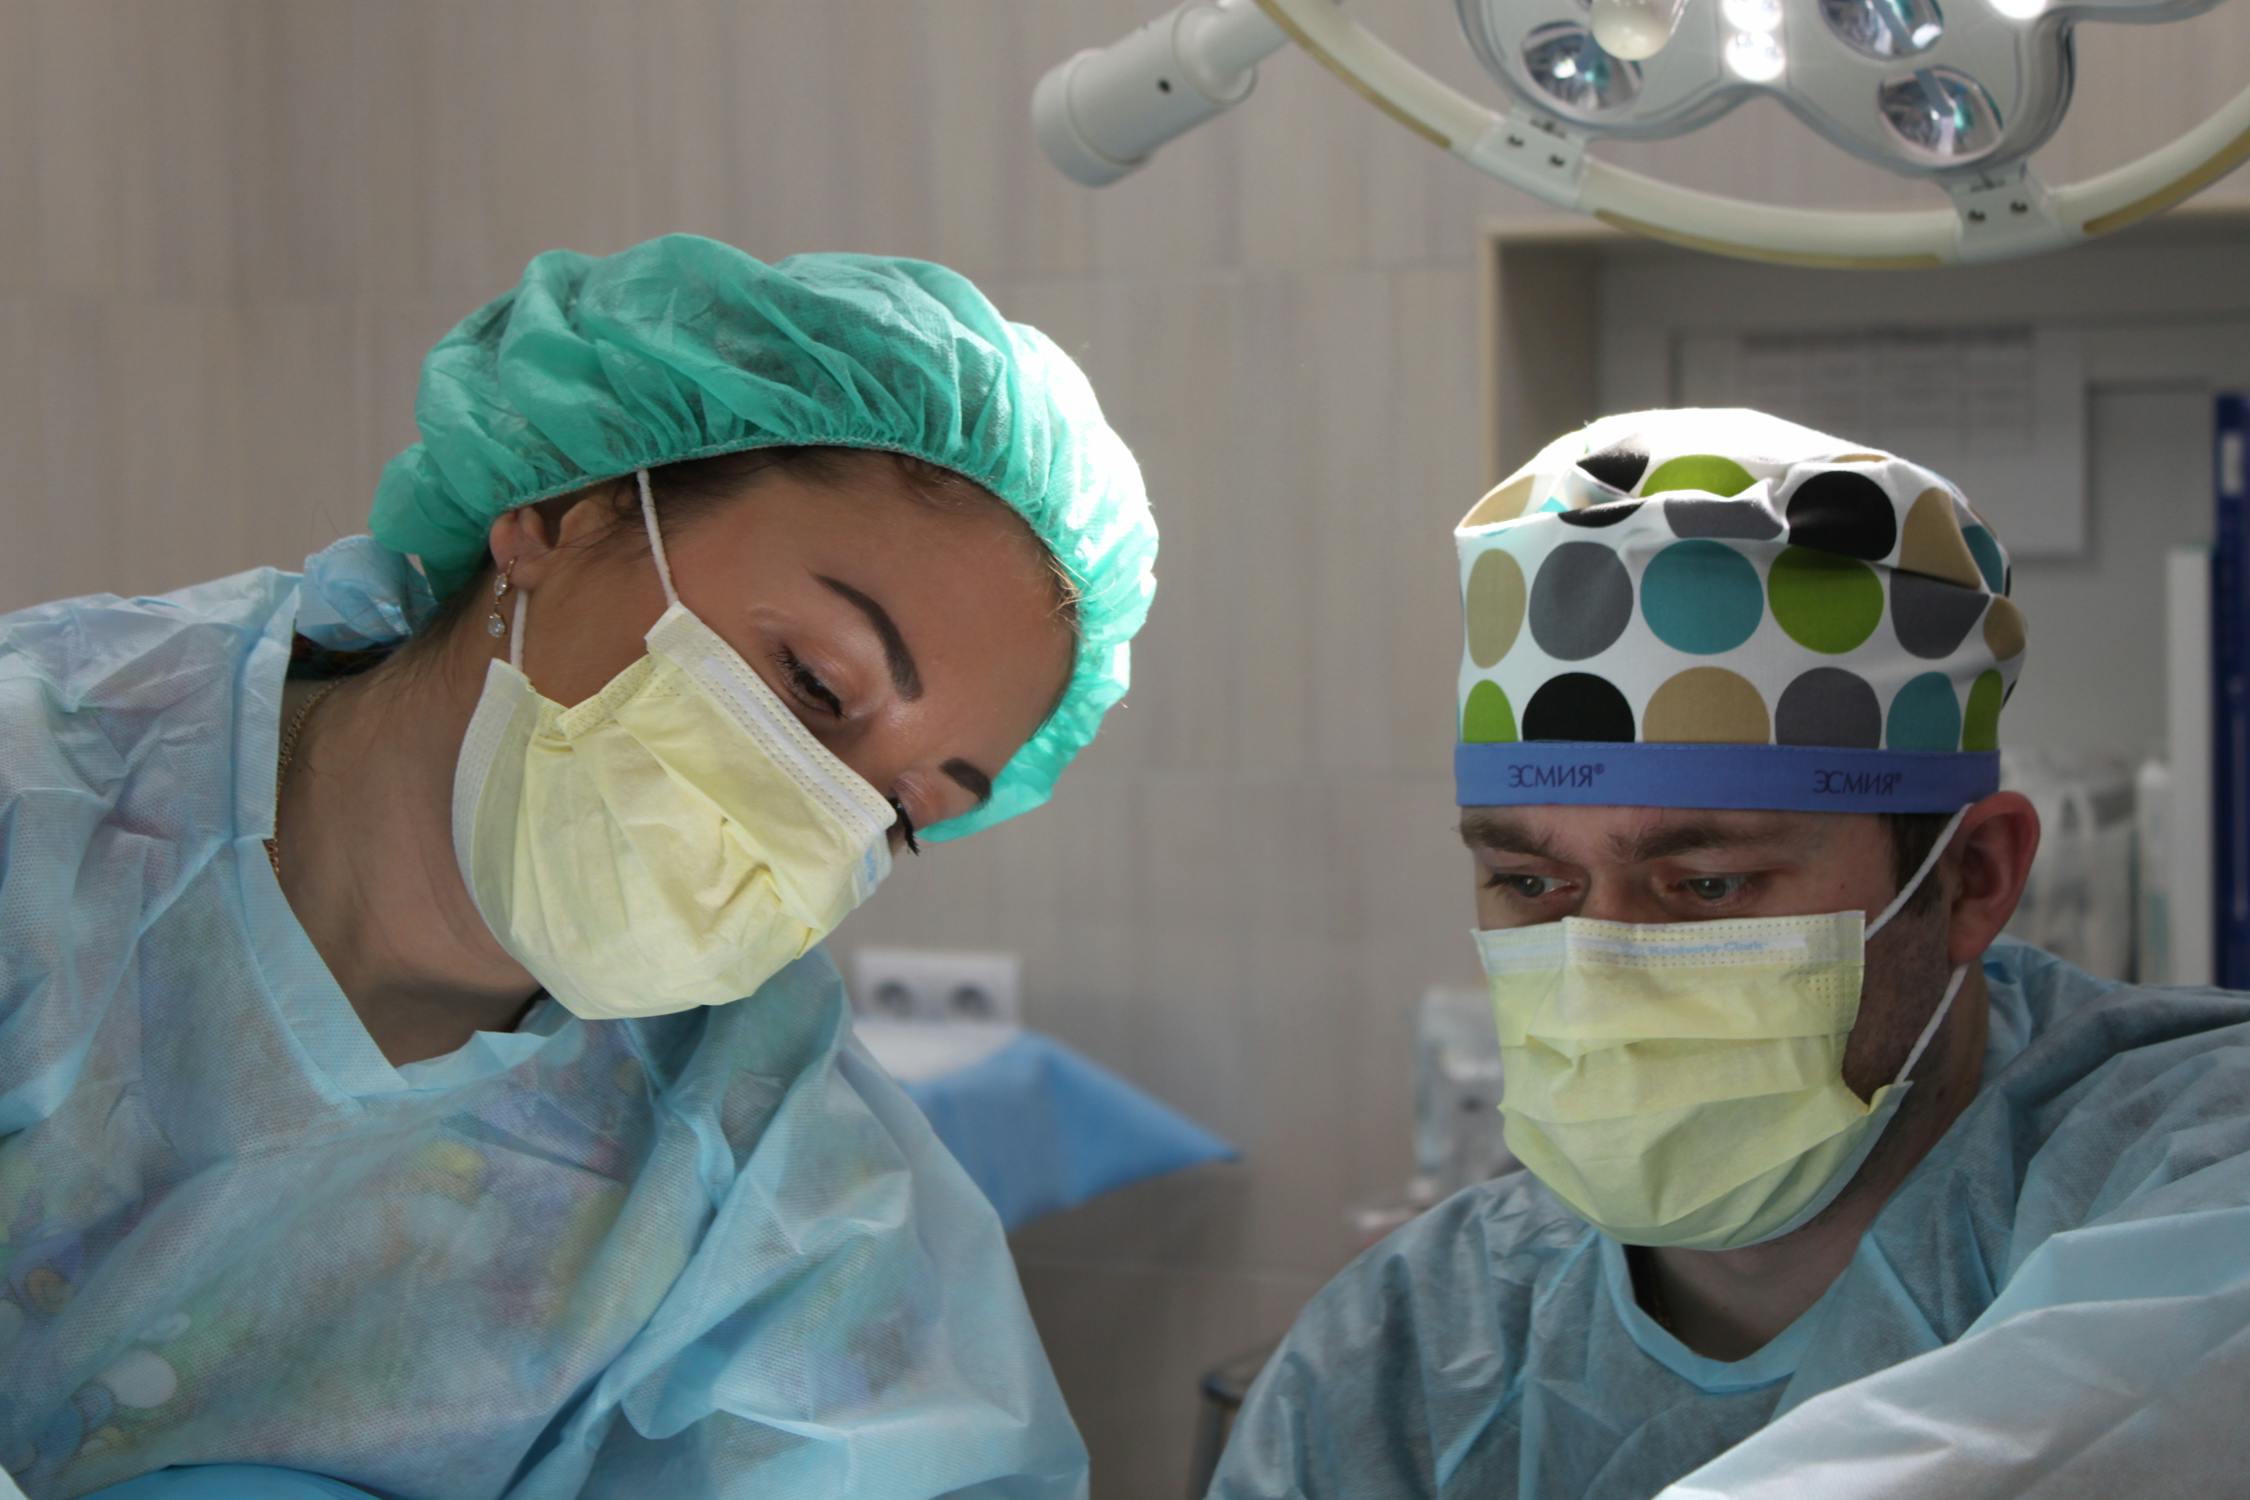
left=1487, top=873, right=1564, bottom=900
left=1681, top=875, right=1751, bottom=904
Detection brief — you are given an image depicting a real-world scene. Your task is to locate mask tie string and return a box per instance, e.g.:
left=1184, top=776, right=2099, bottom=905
left=1866, top=803, right=1975, bottom=1088
left=637, top=468, right=682, bottom=609
left=1866, top=804, right=1971, bottom=939
left=1896, top=963, right=1970, bottom=1085
left=510, top=467, right=670, bottom=672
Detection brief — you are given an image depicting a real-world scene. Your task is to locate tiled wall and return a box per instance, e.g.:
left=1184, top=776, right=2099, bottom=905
left=8, top=2, right=2249, bottom=1491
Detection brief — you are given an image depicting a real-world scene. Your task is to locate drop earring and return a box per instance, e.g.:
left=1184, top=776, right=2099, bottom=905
left=486, top=559, right=516, bottom=639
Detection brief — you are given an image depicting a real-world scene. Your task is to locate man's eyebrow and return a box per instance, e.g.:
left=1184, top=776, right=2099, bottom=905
left=1612, top=818, right=1811, bottom=864
left=942, top=758, right=994, bottom=807
left=817, top=575, right=921, bottom=702
left=1457, top=812, right=1815, bottom=864
left=1458, top=812, right=1561, bottom=860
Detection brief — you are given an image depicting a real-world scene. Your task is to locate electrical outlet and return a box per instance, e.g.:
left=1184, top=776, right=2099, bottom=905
left=850, top=947, right=1022, bottom=1024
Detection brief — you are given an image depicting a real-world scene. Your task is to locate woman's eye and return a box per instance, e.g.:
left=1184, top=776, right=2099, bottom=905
left=776, top=648, right=843, bottom=717
left=1487, top=873, right=1564, bottom=901
left=1681, top=875, right=1752, bottom=905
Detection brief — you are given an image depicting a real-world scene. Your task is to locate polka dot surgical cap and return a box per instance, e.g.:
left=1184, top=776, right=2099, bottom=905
left=1454, top=409, right=2027, bottom=813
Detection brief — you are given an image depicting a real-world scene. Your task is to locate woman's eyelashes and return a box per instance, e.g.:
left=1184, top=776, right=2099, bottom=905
left=775, top=646, right=843, bottom=718
left=773, top=644, right=920, bottom=856
left=889, top=798, right=921, bottom=855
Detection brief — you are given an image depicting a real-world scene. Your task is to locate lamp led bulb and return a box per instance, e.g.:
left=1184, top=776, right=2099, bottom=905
left=1724, top=29, right=1788, bottom=81
left=1990, top=0, right=2049, bottom=16
left=1722, top=0, right=1785, bottom=34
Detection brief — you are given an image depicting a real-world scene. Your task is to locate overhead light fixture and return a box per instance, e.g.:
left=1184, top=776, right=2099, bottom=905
left=1033, top=0, right=2250, bottom=266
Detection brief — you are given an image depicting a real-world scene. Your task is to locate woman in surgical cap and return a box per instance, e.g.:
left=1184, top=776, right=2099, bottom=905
left=0, top=236, right=1155, bottom=1500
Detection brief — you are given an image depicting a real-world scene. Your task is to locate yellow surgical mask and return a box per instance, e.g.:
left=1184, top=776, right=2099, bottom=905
left=451, top=470, right=896, bottom=1021
left=1474, top=809, right=1968, bottom=1250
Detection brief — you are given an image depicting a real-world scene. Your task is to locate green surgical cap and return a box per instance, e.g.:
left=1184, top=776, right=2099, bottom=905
left=370, top=234, right=1157, bottom=841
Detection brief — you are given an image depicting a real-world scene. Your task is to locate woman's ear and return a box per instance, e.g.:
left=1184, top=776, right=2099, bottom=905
left=487, top=505, right=560, bottom=589
left=487, top=485, right=638, bottom=596
left=1944, top=790, right=2041, bottom=969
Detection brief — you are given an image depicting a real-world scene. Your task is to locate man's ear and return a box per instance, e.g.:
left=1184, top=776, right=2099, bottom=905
left=1943, top=790, right=2041, bottom=968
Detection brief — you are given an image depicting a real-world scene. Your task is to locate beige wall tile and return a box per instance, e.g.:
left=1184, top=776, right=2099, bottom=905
left=259, top=1, right=434, bottom=298
left=28, top=1, right=141, bottom=297
left=0, top=7, right=38, bottom=297
left=0, top=301, right=54, bottom=603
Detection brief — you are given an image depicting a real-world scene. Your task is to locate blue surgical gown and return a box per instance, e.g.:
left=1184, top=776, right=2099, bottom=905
left=0, top=540, right=1088, bottom=1500
left=1210, top=941, right=2250, bottom=1498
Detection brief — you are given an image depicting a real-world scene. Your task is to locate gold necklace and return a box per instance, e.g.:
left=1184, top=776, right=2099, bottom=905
left=266, top=681, right=341, bottom=877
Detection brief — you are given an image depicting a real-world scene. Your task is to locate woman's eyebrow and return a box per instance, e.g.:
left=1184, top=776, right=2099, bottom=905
left=811, top=575, right=991, bottom=809
left=816, top=575, right=922, bottom=701
left=943, top=758, right=993, bottom=807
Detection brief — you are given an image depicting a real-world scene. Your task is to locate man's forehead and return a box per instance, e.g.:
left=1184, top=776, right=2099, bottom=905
left=1459, top=804, right=1837, bottom=860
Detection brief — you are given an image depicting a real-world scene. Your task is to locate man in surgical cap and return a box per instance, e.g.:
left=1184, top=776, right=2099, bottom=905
left=1209, top=409, right=2250, bottom=1498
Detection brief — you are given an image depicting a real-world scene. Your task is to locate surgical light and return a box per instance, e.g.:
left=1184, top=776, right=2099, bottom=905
left=1033, top=0, right=2250, bottom=266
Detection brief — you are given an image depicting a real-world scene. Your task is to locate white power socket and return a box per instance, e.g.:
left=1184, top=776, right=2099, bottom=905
left=850, top=947, right=1023, bottom=1024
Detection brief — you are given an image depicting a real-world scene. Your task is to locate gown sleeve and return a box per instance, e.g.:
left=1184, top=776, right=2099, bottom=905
left=1209, top=1188, right=1541, bottom=1500
left=1657, top=997, right=2250, bottom=1500
left=0, top=595, right=145, bottom=1139
left=508, top=1020, right=1093, bottom=1500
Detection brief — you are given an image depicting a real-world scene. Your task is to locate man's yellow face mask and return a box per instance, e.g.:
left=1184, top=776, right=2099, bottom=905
left=1476, top=810, right=1967, bottom=1250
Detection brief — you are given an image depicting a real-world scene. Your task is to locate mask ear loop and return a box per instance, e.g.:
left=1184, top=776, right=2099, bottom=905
left=1895, top=963, right=1970, bottom=1086
left=1866, top=803, right=1975, bottom=1087
left=1865, top=804, right=1971, bottom=940
left=637, top=468, right=681, bottom=610
left=511, top=469, right=673, bottom=671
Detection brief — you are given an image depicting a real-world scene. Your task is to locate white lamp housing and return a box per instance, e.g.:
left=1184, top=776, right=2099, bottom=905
left=1033, top=0, right=1291, bottom=186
